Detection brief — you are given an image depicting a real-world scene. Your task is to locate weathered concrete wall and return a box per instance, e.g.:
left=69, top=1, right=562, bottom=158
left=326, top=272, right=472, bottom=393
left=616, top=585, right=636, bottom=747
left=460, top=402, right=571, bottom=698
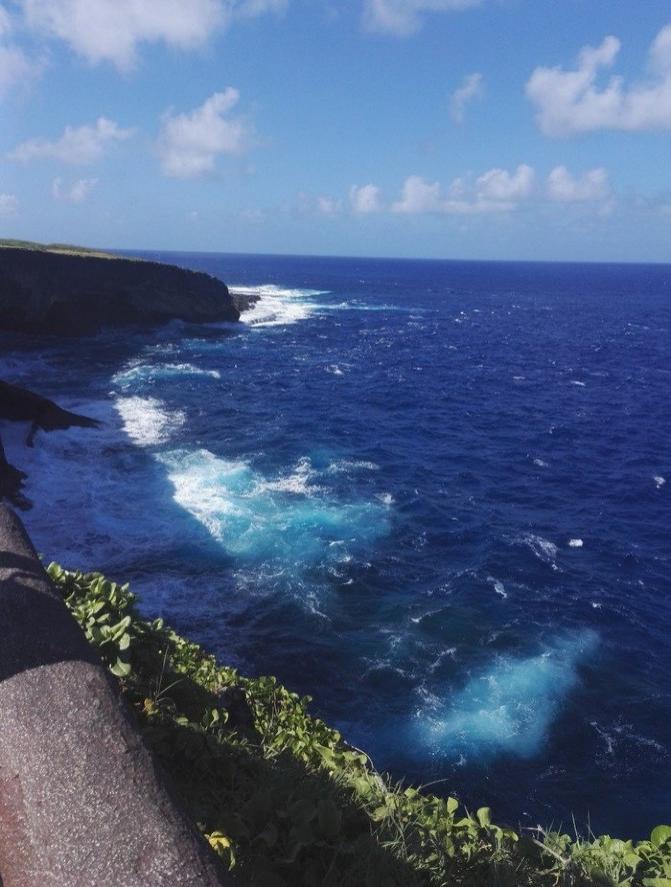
left=0, top=505, right=232, bottom=886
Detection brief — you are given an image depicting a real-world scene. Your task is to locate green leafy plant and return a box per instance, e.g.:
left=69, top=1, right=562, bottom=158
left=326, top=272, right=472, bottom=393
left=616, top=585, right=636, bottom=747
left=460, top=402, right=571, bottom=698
left=48, top=563, right=671, bottom=886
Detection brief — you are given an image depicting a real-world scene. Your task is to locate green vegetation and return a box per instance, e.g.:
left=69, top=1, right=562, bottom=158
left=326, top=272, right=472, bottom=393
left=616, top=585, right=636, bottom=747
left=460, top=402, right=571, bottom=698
left=49, top=563, right=671, bottom=887
left=0, top=238, right=121, bottom=259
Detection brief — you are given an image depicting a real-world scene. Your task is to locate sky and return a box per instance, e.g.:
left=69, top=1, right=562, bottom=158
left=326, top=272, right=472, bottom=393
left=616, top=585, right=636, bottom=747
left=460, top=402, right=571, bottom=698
left=1, top=0, right=671, bottom=262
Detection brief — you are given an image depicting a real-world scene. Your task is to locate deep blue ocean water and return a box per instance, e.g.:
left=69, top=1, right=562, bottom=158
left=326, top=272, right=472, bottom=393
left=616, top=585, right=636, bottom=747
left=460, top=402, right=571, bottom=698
left=2, top=253, right=670, bottom=838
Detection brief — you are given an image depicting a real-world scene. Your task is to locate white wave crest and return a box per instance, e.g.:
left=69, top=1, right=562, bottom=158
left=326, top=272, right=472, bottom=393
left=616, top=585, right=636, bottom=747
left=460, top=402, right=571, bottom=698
left=112, top=362, right=221, bottom=389
left=114, top=396, right=185, bottom=447
left=522, top=533, right=559, bottom=568
left=231, top=284, right=330, bottom=328
left=487, top=576, right=508, bottom=598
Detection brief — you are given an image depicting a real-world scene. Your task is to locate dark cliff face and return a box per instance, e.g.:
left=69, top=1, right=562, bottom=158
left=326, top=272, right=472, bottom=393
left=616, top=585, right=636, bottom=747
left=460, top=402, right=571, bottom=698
left=0, top=247, right=239, bottom=334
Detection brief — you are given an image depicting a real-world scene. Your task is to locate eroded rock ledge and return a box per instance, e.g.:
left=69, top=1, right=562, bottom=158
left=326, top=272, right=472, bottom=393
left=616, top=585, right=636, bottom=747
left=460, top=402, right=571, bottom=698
left=0, top=244, right=239, bottom=334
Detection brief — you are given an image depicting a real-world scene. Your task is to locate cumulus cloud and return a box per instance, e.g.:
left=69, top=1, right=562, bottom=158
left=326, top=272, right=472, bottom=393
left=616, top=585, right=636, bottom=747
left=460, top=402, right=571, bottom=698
left=10, top=117, right=133, bottom=164
left=0, top=192, right=18, bottom=214
left=0, top=44, right=36, bottom=97
left=16, top=0, right=285, bottom=70
left=316, top=195, right=341, bottom=215
left=52, top=176, right=98, bottom=202
left=450, top=72, right=483, bottom=123
left=157, top=89, right=251, bottom=178
left=393, top=165, right=535, bottom=214
left=476, top=163, right=534, bottom=200
left=546, top=166, right=610, bottom=202
left=0, top=6, right=41, bottom=99
left=363, top=0, right=483, bottom=36
left=349, top=183, right=383, bottom=213
left=526, top=24, right=671, bottom=136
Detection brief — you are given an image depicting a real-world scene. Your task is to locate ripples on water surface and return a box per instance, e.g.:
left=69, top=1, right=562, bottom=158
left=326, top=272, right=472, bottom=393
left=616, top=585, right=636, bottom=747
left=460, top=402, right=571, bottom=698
left=2, top=254, right=669, bottom=837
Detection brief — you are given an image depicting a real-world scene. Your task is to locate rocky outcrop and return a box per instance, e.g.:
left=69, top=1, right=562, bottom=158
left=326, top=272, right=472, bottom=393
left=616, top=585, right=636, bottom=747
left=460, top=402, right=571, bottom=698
left=0, top=505, right=231, bottom=885
left=0, top=380, right=101, bottom=508
left=0, top=246, right=239, bottom=334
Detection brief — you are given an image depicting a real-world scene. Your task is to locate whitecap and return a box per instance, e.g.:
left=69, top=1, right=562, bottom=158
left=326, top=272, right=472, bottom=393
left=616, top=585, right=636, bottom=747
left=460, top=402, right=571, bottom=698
left=112, top=362, right=221, bottom=389
left=521, top=533, right=559, bottom=568
left=230, top=284, right=330, bottom=328
left=533, top=458, right=549, bottom=468
left=114, top=396, right=186, bottom=447
left=327, top=459, right=380, bottom=474
left=654, top=475, right=666, bottom=489
left=570, top=380, right=586, bottom=387
left=487, top=576, right=508, bottom=598
left=568, top=538, right=583, bottom=548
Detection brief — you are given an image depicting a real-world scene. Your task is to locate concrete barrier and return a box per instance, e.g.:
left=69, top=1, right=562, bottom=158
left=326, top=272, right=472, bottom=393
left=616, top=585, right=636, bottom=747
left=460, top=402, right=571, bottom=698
left=0, top=505, right=232, bottom=886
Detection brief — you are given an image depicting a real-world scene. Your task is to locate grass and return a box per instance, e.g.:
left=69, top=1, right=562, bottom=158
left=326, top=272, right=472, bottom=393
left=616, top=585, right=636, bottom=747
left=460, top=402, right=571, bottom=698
left=0, top=238, right=123, bottom=259
left=48, top=563, right=671, bottom=886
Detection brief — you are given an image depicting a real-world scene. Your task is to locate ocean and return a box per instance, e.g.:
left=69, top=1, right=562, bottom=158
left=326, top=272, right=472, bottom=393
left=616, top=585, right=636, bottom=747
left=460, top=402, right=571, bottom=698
left=2, top=253, right=669, bottom=838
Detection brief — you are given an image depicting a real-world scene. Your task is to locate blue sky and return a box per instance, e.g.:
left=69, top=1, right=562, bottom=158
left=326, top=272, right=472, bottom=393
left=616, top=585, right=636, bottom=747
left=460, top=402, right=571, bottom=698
left=1, top=0, right=671, bottom=261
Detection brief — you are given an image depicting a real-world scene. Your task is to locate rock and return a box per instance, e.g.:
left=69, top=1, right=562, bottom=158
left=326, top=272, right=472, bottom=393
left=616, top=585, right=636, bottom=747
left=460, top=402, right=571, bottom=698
left=0, top=379, right=100, bottom=445
left=0, top=246, right=239, bottom=335
left=0, top=505, right=232, bottom=886
left=0, top=434, right=29, bottom=510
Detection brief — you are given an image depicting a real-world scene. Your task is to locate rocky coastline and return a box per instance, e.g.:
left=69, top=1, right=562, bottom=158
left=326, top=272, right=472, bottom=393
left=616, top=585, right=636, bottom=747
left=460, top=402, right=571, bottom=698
left=0, top=242, right=239, bottom=335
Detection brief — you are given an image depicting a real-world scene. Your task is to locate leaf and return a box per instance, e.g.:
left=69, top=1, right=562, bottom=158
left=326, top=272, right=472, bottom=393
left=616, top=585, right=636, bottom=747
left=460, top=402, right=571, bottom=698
left=447, top=797, right=459, bottom=815
left=477, top=807, right=492, bottom=828
left=642, top=879, right=671, bottom=887
left=651, top=826, right=671, bottom=848
left=110, top=658, right=131, bottom=678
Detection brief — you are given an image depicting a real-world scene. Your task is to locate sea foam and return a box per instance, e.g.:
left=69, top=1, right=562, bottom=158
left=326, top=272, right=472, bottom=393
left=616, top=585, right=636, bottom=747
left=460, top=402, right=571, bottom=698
left=418, top=631, right=597, bottom=760
left=156, top=448, right=390, bottom=564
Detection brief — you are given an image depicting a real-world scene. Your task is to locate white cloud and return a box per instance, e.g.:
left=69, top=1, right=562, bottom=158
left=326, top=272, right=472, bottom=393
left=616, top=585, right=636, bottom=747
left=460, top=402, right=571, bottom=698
left=349, top=183, right=383, bottom=213
left=10, top=117, right=133, bottom=164
left=316, top=195, right=341, bottom=216
left=0, top=192, right=18, bottom=214
left=393, top=166, right=535, bottom=215
left=363, top=0, right=483, bottom=36
left=52, top=176, right=98, bottom=202
left=393, top=175, right=446, bottom=213
left=526, top=24, right=671, bottom=136
left=157, top=89, right=251, bottom=178
left=450, top=72, right=483, bottom=123
left=16, top=0, right=285, bottom=70
left=476, top=163, right=534, bottom=200
left=0, top=7, right=41, bottom=100
left=0, top=5, right=13, bottom=37
left=0, top=43, right=36, bottom=97
left=546, top=166, right=610, bottom=202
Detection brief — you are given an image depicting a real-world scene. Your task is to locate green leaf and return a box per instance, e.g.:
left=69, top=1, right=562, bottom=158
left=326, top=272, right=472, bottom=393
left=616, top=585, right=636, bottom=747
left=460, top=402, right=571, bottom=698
left=477, top=807, right=492, bottom=828
left=110, top=658, right=131, bottom=678
left=651, top=826, right=671, bottom=848
left=447, top=797, right=459, bottom=815
left=642, top=879, right=671, bottom=887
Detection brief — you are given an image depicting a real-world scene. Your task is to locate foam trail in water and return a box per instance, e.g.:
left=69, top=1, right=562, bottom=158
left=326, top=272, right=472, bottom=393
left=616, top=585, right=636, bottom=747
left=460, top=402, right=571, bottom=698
left=654, top=475, right=666, bottom=489
left=156, top=448, right=390, bottom=563
left=417, top=631, right=597, bottom=760
left=112, top=362, right=221, bottom=389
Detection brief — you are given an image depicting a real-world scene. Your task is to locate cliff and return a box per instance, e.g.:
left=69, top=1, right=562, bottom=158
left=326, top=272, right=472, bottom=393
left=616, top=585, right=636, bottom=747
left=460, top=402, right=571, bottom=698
left=0, top=242, right=239, bottom=334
